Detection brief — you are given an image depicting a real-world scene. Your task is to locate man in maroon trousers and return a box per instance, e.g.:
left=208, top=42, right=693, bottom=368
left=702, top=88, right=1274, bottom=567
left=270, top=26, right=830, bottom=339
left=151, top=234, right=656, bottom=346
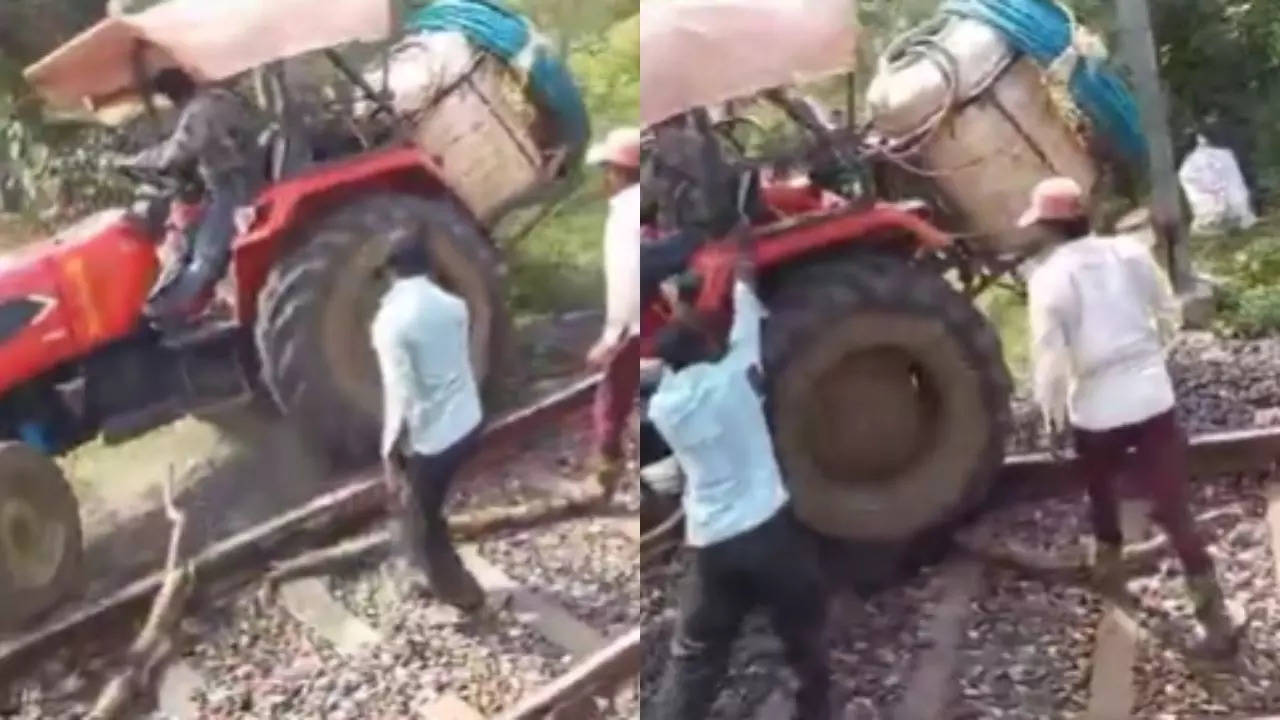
left=584, top=128, right=641, bottom=499
left=1021, top=177, right=1243, bottom=658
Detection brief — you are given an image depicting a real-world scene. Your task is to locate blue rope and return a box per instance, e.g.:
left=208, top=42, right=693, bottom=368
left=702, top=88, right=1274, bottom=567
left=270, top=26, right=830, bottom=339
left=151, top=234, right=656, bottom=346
left=406, top=0, right=590, bottom=161
left=940, top=0, right=1147, bottom=166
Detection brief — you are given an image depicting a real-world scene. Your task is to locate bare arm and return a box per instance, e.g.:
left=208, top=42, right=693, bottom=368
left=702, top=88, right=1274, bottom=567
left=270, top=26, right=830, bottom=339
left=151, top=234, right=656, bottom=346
left=723, top=225, right=766, bottom=367
left=1028, top=274, right=1072, bottom=429
left=598, top=192, right=641, bottom=348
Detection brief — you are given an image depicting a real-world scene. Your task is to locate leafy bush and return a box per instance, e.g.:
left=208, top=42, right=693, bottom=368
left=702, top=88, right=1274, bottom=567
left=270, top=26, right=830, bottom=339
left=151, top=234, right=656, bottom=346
left=507, top=8, right=638, bottom=317
left=1218, top=284, right=1280, bottom=338
left=2, top=119, right=132, bottom=224
left=1193, top=220, right=1280, bottom=337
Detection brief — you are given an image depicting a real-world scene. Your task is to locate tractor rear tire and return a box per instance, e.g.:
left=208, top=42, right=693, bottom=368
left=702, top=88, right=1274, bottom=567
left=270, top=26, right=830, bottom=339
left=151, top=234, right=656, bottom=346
left=255, top=194, right=509, bottom=466
left=0, top=442, right=83, bottom=632
left=763, top=255, right=1012, bottom=551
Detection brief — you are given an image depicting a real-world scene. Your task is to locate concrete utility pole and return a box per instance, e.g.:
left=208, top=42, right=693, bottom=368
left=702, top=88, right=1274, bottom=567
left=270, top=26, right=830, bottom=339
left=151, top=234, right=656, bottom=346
left=1114, top=0, right=1193, bottom=294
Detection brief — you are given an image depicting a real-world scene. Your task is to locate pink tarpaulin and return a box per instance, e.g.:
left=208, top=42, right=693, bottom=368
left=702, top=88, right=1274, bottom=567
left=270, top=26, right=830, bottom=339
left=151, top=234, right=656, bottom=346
left=25, top=0, right=393, bottom=109
left=640, top=0, right=858, bottom=126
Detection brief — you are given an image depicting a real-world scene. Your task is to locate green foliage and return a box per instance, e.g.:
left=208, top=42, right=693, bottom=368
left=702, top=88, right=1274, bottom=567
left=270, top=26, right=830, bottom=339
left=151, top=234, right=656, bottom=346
left=0, top=81, right=130, bottom=224
left=1192, top=218, right=1280, bottom=337
left=506, top=182, right=609, bottom=314
left=567, top=12, right=638, bottom=128
left=1218, top=284, right=1280, bottom=338
left=977, top=284, right=1031, bottom=386
left=506, top=8, right=638, bottom=317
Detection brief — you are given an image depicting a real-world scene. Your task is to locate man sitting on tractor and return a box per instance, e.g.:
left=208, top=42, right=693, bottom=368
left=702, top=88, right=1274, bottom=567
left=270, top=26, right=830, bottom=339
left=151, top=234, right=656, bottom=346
left=115, top=67, right=262, bottom=331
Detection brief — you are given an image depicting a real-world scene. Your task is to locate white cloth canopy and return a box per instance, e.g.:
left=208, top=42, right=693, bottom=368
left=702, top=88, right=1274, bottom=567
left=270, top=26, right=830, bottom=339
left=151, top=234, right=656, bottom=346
left=25, top=0, right=392, bottom=110
left=640, top=0, right=858, bottom=126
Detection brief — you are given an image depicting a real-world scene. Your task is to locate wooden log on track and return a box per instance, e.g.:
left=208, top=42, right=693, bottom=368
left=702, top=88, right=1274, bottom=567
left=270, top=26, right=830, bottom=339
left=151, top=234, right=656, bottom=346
left=0, top=375, right=600, bottom=678
left=264, top=485, right=611, bottom=586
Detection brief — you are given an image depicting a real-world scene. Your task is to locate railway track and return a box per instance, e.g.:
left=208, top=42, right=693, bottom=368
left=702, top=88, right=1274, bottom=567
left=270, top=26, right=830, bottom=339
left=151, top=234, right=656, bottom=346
left=1, top=376, right=645, bottom=720
left=7, top=365, right=1280, bottom=718
left=641, top=429, right=1280, bottom=720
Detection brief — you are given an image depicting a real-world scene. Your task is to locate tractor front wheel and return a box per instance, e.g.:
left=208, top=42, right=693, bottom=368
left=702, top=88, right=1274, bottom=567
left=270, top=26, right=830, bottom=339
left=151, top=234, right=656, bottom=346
left=763, top=255, right=1011, bottom=584
left=255, top=194, right=509, bottom=466
left=0, top=442, right=83, bottom=632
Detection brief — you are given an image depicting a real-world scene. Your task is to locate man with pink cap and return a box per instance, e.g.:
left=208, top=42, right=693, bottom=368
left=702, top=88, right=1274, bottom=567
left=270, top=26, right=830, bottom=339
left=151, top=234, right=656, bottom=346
left=1020, top=177, right=1242, bottom=657
left=584, top=127, right=641, bottom=499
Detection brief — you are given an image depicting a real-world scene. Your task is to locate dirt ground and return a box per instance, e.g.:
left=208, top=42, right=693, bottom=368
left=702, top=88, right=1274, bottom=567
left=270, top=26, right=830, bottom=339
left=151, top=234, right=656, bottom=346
left=45, top=311, right=602, bottom=605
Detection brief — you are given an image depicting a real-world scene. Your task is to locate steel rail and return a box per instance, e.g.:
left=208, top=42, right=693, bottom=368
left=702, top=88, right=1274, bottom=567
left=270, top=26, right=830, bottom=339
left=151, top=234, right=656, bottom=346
left=0, top=374, right=601, bottom=677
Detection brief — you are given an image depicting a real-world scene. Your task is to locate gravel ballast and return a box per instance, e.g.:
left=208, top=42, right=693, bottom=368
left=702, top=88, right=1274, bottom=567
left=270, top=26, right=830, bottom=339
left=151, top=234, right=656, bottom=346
left=639, top=333, right=1280, bottom=718
left=1131, top=476, right=1280, bottom=717
left=1009, top=333, right=1280, bottom=454
left=3, top=395, right=641, bottom=719
left=184, top=592, right=570, bottom=719
left=948, top=493, right=1101, bottom=719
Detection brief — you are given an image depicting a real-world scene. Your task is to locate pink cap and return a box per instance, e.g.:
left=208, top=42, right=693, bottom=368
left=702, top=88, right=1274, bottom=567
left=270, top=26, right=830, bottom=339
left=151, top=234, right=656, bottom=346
left=586, top=127, right=641, bottom=169
left=1017, top=177, right=1086, bottom=228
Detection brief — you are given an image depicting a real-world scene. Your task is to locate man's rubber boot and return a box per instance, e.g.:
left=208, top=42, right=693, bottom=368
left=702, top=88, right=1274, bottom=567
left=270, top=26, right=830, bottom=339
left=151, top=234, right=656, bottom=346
left=424, top=534, right=485, bottom=612
left=1090, top=541, right=1128, bottom=598
left=1187, top=572, right=1245, bottom=659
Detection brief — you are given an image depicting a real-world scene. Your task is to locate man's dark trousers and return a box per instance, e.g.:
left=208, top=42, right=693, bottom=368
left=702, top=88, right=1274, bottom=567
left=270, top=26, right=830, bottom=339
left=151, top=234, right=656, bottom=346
left=654, top=506, right=830, bottom=720
left=394, top=426, right=482, bottom=580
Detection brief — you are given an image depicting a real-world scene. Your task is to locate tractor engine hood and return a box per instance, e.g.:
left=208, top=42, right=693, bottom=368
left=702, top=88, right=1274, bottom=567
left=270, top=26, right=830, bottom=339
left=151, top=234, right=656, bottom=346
left=0, top=210, right=158, bottom=395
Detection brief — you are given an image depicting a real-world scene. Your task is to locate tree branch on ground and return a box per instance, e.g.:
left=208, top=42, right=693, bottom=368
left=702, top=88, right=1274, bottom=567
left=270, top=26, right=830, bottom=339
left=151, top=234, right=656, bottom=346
left=87, top=466, right=193, bottom=720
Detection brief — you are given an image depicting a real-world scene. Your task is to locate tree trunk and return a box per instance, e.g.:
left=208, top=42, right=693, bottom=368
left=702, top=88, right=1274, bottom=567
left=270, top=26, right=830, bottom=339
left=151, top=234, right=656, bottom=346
left=1115, top=0, right=1191, bottom=293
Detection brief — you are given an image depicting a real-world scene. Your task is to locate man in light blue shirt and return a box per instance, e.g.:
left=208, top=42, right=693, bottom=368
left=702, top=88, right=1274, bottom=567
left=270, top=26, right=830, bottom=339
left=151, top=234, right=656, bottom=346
left=372, top=238, right=484, bottom=611
left=647, top=241, right=830, bottom=720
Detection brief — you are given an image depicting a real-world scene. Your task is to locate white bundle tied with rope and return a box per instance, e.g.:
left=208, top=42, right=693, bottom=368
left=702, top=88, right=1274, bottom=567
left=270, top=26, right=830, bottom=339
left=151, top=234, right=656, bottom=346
left=1178, top=135, right=1258, bottom=236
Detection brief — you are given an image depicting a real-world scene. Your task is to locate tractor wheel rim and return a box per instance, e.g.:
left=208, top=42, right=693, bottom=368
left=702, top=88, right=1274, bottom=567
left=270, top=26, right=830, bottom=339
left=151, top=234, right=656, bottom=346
left=1, top=497, right=67, bottom=590
left=805, top=347, right=939, bottom=484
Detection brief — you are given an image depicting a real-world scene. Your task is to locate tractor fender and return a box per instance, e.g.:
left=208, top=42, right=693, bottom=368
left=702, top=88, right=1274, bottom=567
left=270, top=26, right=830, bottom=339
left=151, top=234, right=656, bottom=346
left=230, top=146, right=453, bottom=324
left=689, top=203, right=951, bottom=314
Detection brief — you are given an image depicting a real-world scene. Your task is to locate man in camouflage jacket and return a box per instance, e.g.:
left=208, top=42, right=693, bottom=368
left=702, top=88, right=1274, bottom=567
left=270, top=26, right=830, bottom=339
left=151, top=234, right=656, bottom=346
left=121, top=68, right=262, bottom=327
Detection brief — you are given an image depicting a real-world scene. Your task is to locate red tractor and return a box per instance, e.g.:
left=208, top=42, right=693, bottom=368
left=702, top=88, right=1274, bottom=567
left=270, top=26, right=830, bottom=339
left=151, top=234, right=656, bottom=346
left=638, top=0, right=1018, bottom=588
left=0, top=0, right=570, bottom=628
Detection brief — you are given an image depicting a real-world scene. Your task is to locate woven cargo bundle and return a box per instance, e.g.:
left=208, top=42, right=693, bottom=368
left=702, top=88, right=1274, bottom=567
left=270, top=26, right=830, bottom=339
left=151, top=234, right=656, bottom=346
left=412, top=54, right=543, bottom=223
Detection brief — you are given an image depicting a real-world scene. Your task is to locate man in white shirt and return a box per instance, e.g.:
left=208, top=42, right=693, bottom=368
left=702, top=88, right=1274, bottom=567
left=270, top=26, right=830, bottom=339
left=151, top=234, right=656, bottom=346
left=584, top=127, right=641, bottom=499
left=372, top=238, right=485, bottom=611
left=1022, top=177, right=1241, bottom=657
left=648, top=240, right=830, bottom=720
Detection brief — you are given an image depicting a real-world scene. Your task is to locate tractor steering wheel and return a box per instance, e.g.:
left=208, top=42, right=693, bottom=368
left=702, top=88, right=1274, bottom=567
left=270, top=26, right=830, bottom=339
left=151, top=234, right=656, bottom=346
left=114, top=161, right=178, bottom=193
